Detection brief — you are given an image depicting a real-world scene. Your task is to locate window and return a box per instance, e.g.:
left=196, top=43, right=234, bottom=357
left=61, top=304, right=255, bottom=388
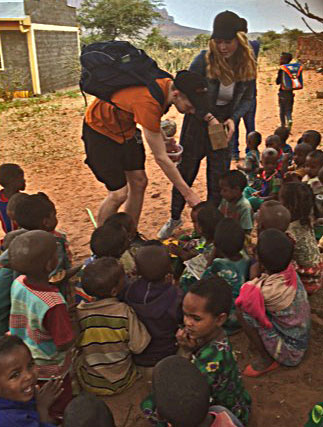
left=0, top=36, right=4, bottom=70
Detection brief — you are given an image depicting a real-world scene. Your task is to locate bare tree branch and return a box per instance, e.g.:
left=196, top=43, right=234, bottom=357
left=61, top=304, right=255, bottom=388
left=301, top=17, right=323, bottom=42
left=284, top=0, right=323, bottom=24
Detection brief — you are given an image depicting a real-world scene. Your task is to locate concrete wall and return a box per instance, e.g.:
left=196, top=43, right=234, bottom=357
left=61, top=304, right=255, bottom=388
left=297, top=35, right=323, bottom=67
left=35, top=30, right=79, bottom=92
left=0, top=31, right=33, bottom=91
left=24, top=0, right=78, bottom=26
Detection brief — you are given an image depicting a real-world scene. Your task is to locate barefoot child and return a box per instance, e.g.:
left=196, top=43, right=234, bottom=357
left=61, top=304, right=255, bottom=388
left=0, top=163, right=26, bottom=234
left=0, top=335, right=63, bottom=427
left=75, top=257, right=150, bottom=395
left=237, top=131, right=261, bottom=188
left=8, top=230, right=75, bottom=420
left=236, top=229, right=311, bottom=376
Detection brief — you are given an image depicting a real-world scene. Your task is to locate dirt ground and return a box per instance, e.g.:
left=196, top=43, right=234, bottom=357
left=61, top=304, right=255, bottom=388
left=1, top=59, right=323, bottom=427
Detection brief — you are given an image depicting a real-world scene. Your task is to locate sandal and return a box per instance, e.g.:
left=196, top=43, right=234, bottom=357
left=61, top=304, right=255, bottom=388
left=243, top=361, right=280, bottom=377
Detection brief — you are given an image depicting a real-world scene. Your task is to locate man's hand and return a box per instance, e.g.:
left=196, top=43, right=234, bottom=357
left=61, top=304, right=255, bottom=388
left=224, top=118, right=235, bottom=142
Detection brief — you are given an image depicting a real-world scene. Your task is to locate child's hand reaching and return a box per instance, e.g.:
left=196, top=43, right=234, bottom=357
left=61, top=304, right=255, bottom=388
left=35, top=377, right=63, bottom=423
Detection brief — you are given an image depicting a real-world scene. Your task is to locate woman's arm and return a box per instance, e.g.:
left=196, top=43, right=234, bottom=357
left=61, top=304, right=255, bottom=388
left=230, top=80, right=254, bottom=123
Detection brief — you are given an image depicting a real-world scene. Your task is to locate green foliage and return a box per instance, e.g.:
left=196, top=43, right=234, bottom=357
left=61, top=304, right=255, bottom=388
left=259, top=27, right=304, bottom=64
left=192, top=34, right=210, bottom=48
left=145, top=47, right=199, bottom=74
left=143, top=28, right=172, bottom=51
left=282, top=27, right=304, bottom=50
left=78, top=0, right=161, bottom=42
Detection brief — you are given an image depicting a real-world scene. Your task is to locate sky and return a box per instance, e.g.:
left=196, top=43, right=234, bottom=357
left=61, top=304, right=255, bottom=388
left=161, top=0, right=323, bottom=33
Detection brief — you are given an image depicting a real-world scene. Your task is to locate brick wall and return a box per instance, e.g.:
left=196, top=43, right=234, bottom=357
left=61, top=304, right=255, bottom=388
left=24, top=0, right=78, bottom=26
left=35, top=30, right=79, bottom=93
left=0, top=31, right=33, bottom=91
left=297, top=35, right=323, bottom=67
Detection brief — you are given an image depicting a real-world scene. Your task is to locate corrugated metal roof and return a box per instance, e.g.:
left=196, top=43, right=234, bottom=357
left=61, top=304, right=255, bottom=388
left=0, top=1, right=26, bottom=19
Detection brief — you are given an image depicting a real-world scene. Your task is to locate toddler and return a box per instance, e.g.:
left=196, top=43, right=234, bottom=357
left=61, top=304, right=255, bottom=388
left=0, top=335, right=63, bottom=427
left=245, top=148, right=282, bottom=211
left=236, top=229, right=311, bottom=376
left=203, top=218, right=250, bottom=334
left=123, top=244, right=183, bottom=367
left=219, top=170, right=253, bottom=233
left=300, top=130, right=321, bottom=151
left=237, top=130, right=261, bottom=188
left=265, top=134, right=287, bottom=172
left=274, top=126, right=293, bottom=165
left=257, top=200, right=291, bottom=234
left=0, top=163, right=25, bottom=234
left=280, top=182, right=322, bottom=294
left=75, top=256, right=150, bottom=395
left=285, top=142, right=312, bottom=182
left=9, top=230, right=75, bottom=420
left=149, top=355, right=243, bottom=427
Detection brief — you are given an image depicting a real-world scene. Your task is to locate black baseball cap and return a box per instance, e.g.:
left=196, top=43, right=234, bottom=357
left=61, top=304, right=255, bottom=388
left=211, top=10, right=245, bottom=40
left=173, top=70, right=209, bottom=115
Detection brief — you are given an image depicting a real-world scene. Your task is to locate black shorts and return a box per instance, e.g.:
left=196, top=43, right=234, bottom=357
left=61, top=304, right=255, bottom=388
left=82, top=122, right=146, bottom=191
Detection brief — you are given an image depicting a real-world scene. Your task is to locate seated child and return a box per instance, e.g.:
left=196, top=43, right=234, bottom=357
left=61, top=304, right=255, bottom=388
left=123, top=244, right=183, bottom=367
left=75, top=257, right=150, bottom=395
left=274, top=126, right=293, bottom=165
left=203, top=218, right=250, bottom=334
left=236, top=229, right=311, bottom=376
left=244, top=148, right=282, bottom=211
left=104, top=212, right=137, bottom=276
left=173, top=279, right=251, bottom=424
left=257, top=200, right=291, bottom=234
left=179, top=204, right=223, bottom=293
left=150, top=355, right=243, bottom=427
left=0, top=163, right=25, bottom=234
left=75, top=222, right=129, bottom=303
left=303, top=150, right=323, bottom=240
left=14, top=193, right=78, bottom=289
left=9, top=230, right=75, bottom=420
left=265, top=134, right=285, bottom=171
left=63, top=392, right=115, bottom=427
left=280, top=182, right=322, bottom=294
left=237, top=130, right=261, bottom=188
left=285, top=142, right=312, bottom=182
left=299, top=129, right=321, bottom=151
left=219, top=170, right=253, bottom=233
left=0, top=335, right=63, bottom=427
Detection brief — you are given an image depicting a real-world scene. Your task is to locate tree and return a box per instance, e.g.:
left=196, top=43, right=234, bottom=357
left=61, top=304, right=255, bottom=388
left=144, top=28, right=172, bottom=50
left=282, top=27, right=305, bottom=50
left=78, top=0, right=161, bottom=42
left=284, top=0, right=323, bottom=35
left=193, top=34, right=210, bottom=48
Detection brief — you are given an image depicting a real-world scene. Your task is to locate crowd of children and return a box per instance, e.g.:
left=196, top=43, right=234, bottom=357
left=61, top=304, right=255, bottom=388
left=0, top=123, right=322, bottom=427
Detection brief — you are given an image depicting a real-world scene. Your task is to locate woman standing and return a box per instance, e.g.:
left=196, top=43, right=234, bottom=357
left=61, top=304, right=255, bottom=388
left=158, top=11, right=257, bottom=239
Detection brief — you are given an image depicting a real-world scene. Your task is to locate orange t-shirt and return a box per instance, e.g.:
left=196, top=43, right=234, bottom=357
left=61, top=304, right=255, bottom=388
left=85, top=78, right=172, bottom=144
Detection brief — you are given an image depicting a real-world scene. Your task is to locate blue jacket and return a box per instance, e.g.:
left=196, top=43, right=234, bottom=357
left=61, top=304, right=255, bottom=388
left=0, top=397, right=55, bottom=427
left=189, top=50, right=254, bottom=122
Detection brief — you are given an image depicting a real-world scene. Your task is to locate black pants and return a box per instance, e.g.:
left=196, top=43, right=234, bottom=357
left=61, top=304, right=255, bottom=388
left=171, top=109, right=229, bottom=220
left=278, top=91, right=294, bottom=126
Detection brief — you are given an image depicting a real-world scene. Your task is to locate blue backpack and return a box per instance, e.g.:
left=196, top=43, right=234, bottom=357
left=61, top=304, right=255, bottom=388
left=79, top=40, right=172, bottom=106
left=280, top=63, right=303, bottom=91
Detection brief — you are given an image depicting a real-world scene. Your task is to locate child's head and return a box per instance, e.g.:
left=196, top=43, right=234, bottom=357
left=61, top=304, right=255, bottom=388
left=2, top=229, right=27, bottom=251
left=274, top=126, right=290, bottom=145
left=90, top=223, right=129, bottom=258
left=301, top=130, right=321, bottom=150
left=265, top=135, right=282, bottom=152
left=257, top=229, right=293, bottom=274
left=214, top=218, right=245, bottom=258
left=293, top=142, right=313, bottom=167
left=104, top=212, right=136, bottom=241
left=8, top=230, right=58, bottom=277
left=0, top=163, right=25, bottom=192
left=196, top=203, right=224, bottom=241
left=219, top=170, right=247, bottom=203
left=261, top=148, right=279, bottom=175
left=257, top=200, right=291, bottom=234
left=63, top=392, right=116, bottom=427
left=280, top=52, right=292, bottom=65
left=183, top=277, right=232, bottom=341
left=247, top=131, right=262, bottom=150
left=305, top=150, right=323, bottom=179
left=190, top=201, right=209, bottom=234
left=14, top=192, right=57, bottom=232
left=0, top=335, right=37, bottom=403
left=6, top=192, right=28, bottom=222
left=279, top=182, right=314, bottom=226
left=135, top=244, right=171, bottom=282
left=82, top=257, right=124, bottom=299
left=153, top=355, right=210, bottom=427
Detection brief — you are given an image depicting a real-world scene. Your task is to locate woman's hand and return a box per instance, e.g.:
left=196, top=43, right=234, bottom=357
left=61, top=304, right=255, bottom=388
left=184, top=190, right=201, bottom=207
left=224, top=118, right=235, bottom=142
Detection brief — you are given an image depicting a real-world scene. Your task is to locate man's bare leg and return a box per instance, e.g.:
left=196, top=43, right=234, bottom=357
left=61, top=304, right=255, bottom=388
left=97, top=185, right=128, bottom=226
left=124, top=170, right=148, bottom=228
